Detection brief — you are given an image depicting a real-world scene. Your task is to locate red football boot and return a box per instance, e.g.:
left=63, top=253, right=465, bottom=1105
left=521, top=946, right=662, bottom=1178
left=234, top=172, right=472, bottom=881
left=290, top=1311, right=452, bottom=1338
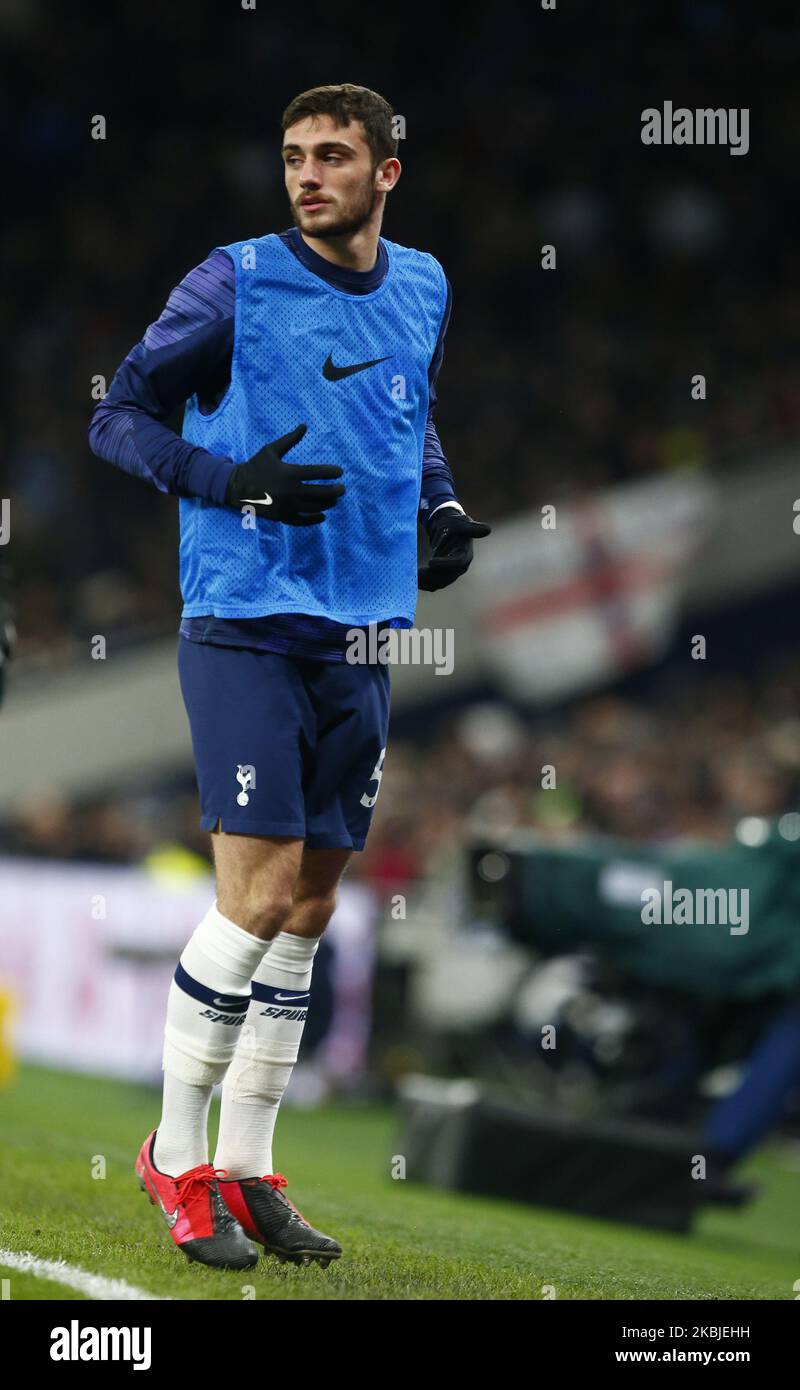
left=135, top=1130, right=258, bottom=1269
left=219, top=1172, right=342, bottom=1267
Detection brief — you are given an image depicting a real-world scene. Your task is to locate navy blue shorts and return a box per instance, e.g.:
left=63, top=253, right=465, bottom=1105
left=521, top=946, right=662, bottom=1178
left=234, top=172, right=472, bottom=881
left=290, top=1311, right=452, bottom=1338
left=177, top=636, right=391, bottom=850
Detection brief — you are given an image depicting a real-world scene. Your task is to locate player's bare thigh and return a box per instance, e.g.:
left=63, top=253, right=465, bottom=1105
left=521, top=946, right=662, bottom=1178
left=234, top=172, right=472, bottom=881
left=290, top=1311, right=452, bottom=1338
left=211, top=823, right=351, bottom=941
left=211, top=824, right=303, bottom=939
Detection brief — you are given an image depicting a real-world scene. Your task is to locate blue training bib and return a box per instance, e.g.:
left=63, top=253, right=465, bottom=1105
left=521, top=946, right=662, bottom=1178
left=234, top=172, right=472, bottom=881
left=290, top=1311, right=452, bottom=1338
left=179, top=232, right=447, bottom=626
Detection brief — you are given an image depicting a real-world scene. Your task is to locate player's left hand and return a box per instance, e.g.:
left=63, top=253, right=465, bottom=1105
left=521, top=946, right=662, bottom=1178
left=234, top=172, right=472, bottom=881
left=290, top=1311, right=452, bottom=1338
left=417, top=508, right=492, bottom=592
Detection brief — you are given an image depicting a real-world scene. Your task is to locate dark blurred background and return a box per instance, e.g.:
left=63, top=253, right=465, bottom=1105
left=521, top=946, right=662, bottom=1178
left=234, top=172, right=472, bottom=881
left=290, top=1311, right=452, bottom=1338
left=1, top=0, right=798, bottom=866
left=1, top=1, right=799, bottom=1215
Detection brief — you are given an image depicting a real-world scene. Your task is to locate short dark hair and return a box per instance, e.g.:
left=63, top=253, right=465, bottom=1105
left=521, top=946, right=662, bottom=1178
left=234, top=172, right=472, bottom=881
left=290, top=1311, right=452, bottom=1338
left=281, top=84, right=398, bottom=170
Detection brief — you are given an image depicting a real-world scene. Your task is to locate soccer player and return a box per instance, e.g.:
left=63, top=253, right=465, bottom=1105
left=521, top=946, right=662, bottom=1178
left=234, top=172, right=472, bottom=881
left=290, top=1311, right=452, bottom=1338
left=88, top=83, right=491, bottom=1270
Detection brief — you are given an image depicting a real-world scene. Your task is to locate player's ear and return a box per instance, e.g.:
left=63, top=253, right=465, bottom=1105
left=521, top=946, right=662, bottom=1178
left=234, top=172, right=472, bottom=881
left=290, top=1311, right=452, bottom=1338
left=376, top=157, right=401, bottom=193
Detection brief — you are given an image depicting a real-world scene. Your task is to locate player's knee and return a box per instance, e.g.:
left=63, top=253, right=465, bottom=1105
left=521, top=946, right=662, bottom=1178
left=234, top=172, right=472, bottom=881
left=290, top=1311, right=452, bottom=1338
left=295, top=886, right=338, bottom=933
left=222, top=888, right=295, bottom=938
left=255, top=889, right=296, bottom=936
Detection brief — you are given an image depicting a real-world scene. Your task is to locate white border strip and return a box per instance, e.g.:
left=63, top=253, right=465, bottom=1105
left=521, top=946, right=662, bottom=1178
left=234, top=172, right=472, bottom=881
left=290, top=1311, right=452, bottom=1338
left=0, top=1249, right=168, bottom=1301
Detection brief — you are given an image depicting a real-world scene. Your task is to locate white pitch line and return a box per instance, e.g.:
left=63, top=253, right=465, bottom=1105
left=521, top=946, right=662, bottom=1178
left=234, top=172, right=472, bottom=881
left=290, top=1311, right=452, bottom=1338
left=0, top=1249, right=169, bottom=1301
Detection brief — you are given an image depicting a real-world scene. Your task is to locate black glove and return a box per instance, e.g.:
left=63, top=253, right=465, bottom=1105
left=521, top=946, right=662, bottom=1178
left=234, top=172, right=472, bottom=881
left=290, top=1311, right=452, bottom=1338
left=225, top=422, right=344, bottom=526
left=418, top=507, right=492, bottom=591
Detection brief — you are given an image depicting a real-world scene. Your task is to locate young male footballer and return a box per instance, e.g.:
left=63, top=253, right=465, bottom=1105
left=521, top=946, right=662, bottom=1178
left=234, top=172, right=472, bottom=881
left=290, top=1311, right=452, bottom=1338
left=89, top=83, right=490, bottom=1271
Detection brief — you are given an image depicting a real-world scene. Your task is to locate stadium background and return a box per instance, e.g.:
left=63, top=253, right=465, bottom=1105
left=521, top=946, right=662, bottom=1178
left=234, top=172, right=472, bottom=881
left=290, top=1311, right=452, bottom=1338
left=1, top=0, right=800, bottom=1299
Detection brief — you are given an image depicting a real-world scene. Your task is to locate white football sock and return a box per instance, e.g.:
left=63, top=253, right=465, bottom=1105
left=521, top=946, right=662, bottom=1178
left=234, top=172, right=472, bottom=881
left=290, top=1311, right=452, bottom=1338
left=153, top=1072, right=214, bottom=1177
left=213, top=931, right=320, bottom=1178
left=154, top=899, right=269, bottom=1177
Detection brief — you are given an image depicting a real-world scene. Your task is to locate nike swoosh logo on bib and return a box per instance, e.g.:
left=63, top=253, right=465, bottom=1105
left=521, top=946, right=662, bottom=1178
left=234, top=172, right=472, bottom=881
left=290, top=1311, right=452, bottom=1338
left=322, top=353, right=391, bottom=381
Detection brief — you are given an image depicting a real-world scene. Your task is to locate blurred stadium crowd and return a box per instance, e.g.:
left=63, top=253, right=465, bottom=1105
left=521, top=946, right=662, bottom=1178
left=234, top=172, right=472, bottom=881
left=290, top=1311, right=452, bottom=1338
left=1, top=0, right=798, bottom=879
left=3, top=653, right=799, bottom=894
left=1, top=0, right=798, bottom=667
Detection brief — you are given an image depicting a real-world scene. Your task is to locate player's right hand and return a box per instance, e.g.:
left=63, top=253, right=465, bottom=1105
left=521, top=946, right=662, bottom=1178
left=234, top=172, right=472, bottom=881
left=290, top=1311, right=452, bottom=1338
left=225, top=423, right=345, bottom=526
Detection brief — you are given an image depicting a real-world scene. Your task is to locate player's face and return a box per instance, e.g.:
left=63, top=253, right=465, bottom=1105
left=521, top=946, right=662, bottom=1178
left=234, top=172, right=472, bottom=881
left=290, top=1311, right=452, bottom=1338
left=282, top=115, right=383, bottom=238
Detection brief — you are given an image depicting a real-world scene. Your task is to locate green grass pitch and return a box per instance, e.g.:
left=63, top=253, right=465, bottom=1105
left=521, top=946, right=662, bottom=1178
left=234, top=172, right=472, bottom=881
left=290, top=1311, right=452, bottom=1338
left=1, top=1063, right=797, bottom=1300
